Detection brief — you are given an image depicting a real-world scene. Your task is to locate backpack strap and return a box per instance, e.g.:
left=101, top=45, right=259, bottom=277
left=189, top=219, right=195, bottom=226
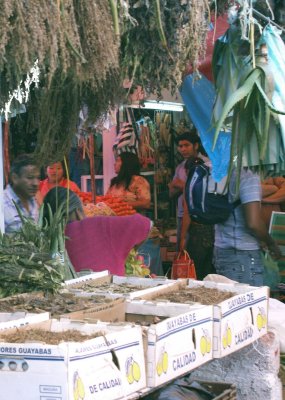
left=232, top=199, right=241, bottom=208
left=186, top=157, right=204, bottom=180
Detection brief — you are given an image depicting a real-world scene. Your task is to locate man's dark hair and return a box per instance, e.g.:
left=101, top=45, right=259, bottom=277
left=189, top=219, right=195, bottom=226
left=110, top=152, right=141, bottom=190
left=10, top=153, right=38, bottom=177
left=175, top=128, right=200, bottom=145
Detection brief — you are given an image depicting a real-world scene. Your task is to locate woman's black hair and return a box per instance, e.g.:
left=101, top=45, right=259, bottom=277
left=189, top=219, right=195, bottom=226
left=110, top=152, right=141, bottom=190
left=43, top=187, right=83, bottom=225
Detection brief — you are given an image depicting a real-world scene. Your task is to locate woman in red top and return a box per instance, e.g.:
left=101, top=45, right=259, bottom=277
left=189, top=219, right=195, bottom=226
left=38, top=161, right=80, bottom=203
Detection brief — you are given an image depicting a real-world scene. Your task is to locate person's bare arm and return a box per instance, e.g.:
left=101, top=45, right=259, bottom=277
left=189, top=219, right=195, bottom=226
left=179, top=195, right=191, bottom=251
left=243, top=201, right=281, bottom=258
left=128, top=198, right=151, bottom=210
left=168, top=178, right=185, bottom=198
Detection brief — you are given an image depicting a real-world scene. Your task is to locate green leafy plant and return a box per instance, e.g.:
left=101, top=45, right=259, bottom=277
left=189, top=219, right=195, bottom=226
left=213, top=64, right=285, bottom=184
left=0, top=201, right=77, bottom=298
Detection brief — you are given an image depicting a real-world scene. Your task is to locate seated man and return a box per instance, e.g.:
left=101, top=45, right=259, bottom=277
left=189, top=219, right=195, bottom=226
left=4, top=154, right=40, bottom=233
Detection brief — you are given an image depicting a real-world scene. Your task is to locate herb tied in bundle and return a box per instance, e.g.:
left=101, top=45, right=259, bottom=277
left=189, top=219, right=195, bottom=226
left=120, top=0, right=210, bottom=96
left=0, top=0, right=124, bottom=165
left=1, top=0, right=232, bottom=164
left=0, top=232, right=64, bottom=299
left=0, top=202, right=76, bottom=299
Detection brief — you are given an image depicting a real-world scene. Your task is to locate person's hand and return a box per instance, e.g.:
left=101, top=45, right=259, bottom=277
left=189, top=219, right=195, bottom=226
left=171, top=178, right=184, bottom=190
left=179, top=238, right=185, bottom=252
left=274, top=176, right=285, bottom=188
left=267, top=241, right=282, bottom=260
left=124, top=192, right=136, bottom=202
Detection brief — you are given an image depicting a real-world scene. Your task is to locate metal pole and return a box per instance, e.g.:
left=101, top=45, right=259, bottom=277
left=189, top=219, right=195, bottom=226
left=0, top=118, right=4, bottom=233
left=253, top=8, right=285, bottom=32
left=89, top=133, right=96, bottom=204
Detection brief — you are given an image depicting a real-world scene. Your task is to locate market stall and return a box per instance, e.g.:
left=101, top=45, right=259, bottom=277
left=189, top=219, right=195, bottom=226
left=1, top=1, right=285, bottom=399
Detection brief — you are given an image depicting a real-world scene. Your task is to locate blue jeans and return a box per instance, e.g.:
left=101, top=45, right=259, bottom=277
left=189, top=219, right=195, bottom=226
left=213, top=247, right=264, bottom=286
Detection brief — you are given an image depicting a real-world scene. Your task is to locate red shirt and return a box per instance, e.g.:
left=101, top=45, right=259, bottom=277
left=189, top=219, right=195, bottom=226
left=39, top=178, right=81, bottom=198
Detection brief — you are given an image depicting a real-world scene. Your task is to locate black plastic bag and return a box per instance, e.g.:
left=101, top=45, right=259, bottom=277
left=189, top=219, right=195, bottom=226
left=144, top=378, right=215, bottom=400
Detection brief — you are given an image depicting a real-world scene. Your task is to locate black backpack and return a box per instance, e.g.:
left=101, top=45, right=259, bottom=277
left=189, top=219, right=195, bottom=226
left=185, top=160, right=240, bottom=225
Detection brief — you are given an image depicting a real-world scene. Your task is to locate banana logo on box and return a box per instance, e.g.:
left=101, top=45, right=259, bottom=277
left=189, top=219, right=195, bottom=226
left=200, top=328, right=211, bottom=356
left=222, top=323, right=232, bottom=349
left=125, top=356, right=141, bottom=384
left=73, top=371, right=85, bottom=400
left=156, top=346, right=168, bottom=376
left=256, top=306, right=267, bottom=331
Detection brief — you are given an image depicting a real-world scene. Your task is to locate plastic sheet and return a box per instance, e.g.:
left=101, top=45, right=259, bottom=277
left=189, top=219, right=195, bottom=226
left=137, top=238, right=164, bottom=276
left=145, top=378, right=216, bottom=400
left=262, top=252, right=281, bottom=290
left=180, top=75, right=231, bottom=182
left=264, top=25, right=285, bottom=148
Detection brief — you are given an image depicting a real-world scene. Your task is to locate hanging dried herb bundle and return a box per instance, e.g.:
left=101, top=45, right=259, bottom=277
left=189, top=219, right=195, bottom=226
left=0, top=0, right=232, bottom=163
left=0, top=0, right=120, bottom=97
left=120, top=0, right=210, bottom=96
left=73, top=1, right=120, bottom=85
left=0, top=0, right=124, bottom=164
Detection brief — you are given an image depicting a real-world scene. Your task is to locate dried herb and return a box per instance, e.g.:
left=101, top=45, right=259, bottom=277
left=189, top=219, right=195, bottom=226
left=0, top=0, right=232, bottom=163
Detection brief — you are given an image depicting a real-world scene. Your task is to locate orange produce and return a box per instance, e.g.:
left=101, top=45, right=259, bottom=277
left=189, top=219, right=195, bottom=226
left=81, top=193, right=137, bottom=216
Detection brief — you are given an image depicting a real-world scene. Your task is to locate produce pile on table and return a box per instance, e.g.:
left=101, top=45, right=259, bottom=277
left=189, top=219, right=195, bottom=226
left=78, top=192, right=136, bottom=217
left=83, top=202, right=116, bottom=217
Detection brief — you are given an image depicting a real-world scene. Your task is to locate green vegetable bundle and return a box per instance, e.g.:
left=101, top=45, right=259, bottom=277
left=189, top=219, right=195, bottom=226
left=0, top=200, right=78, bottom=299
left=0, top=235, right=63, bottom=299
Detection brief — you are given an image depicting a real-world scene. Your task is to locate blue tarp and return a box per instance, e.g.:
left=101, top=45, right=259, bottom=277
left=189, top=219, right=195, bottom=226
left=264, top=25, right=285, bottom=147
left=180, top=74, right=231, bottom=181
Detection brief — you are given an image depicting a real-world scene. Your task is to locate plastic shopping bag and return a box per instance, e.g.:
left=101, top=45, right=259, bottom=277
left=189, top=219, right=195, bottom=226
left=171, top=250, right=197, bottom=280
left=262, top=252, right=280, bottom=290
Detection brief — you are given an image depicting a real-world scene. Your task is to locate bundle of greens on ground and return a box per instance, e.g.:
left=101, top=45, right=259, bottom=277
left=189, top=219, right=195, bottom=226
left=0, top=202, right=76, bottom=299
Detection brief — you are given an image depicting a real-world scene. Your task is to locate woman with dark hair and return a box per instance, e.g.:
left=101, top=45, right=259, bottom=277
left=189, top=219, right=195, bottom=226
left=108, top=152, right=163, bottom=275
left=107, top=152, right=151, bottom=211
left=38, top=161, right=80, bottom=202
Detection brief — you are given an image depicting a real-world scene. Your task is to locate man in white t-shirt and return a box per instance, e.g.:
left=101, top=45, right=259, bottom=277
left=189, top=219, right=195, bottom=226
left=214, top=168, right=281, bottom=286
left=4, top=154, right=40, bottom=233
